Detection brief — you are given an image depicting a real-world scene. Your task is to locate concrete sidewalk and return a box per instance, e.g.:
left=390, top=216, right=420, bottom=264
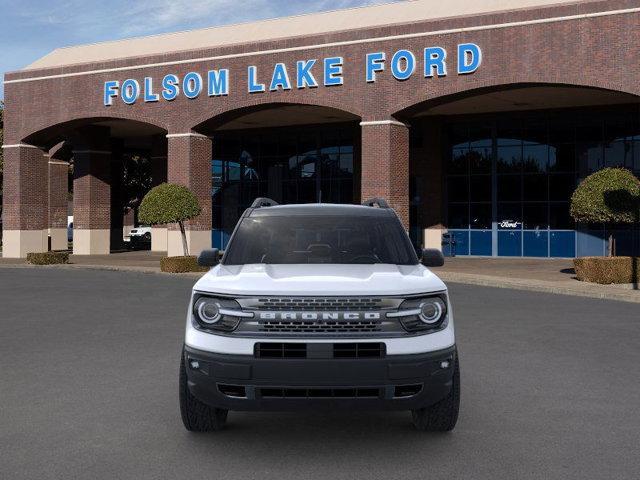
left=1, top=251, right=639, bottom=303
left=434, top=257, right=640, bottom=303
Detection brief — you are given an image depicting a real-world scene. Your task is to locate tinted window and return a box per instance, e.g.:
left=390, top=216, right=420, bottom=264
left=223, top=215, right=418, bottom=265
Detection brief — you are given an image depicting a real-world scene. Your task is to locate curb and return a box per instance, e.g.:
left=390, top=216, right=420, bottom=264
left=437, top=271, right=640, bottom=304
left=0, top=262, right=205, bottom=278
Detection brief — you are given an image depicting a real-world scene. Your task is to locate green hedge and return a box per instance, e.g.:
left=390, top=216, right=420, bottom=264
left=570, top=168, right=640, bottom=224
left=574, top=256, right=640, bottom=284
left=27, top=251, right=70, bottom=265
left=160, top=255, right=208, bottom=273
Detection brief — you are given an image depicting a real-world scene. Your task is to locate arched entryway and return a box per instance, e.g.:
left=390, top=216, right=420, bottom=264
left=396, top=84, right=640, bottom=258
left=4, top=117, right=167, bottom=257
left=194, top=103, right=361, bottom=248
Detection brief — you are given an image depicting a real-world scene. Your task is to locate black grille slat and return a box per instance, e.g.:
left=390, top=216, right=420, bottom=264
left=256, top=297, right=384, bottom=311
left=333, top=343, right=385, bottom=358
left=259, top=319, right=382, bottom=334
left=256, top=343, right=307, bottom=358
left=256, top=343, right=385, bottom=359
left=259, top=387, right=381, bottom=398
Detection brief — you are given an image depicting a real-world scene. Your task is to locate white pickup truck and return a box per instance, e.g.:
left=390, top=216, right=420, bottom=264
left=180, top=198, right=459, bottom=432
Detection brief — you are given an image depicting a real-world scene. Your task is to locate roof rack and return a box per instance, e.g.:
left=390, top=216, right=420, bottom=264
left=362, top=197, right=389, bottom=208
left=250, top=197, right=279, bottom=208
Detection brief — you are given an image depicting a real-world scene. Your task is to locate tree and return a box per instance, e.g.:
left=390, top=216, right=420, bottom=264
left=121, top=153, right=152, bottom=223
left=570, top=167, right=640, bottom=256
left=138, top=183, right=201, bottom=256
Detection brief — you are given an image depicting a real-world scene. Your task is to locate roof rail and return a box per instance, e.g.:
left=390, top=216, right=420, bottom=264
left=362, top=197, right=389, bottom=208
left=250, top=197, right=279, bottom=208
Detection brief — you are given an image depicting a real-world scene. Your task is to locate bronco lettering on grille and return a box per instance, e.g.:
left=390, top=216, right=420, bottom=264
left=258, top=312, right=381, bottom=320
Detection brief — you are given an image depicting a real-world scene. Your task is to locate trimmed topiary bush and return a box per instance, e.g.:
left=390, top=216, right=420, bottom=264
left=570, top=168, right=640, bottom=225
left=160, top=256, right=208, bottom=273
left=139, top=183, right=202, bottom=256
left=571, top=168, right=640, bottom=257
left=574, top=256, right=639, bottom=284
left=27, top=251, right=69, bottom=265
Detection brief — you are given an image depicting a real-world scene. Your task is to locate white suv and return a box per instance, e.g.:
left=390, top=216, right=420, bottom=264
left=180, top=198, right=459, bottom=432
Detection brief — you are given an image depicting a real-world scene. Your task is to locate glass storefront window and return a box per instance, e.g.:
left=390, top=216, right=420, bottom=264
left=211, top=124, right=357, bottom=248
left=470, top=203, right=492, bottom=229
left=497, top=175, right=521, bottom=201
left=497, top=145, right=522, bottom=173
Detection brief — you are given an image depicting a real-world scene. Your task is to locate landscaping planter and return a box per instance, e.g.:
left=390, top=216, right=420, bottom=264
left=27, top=251, right=70, bottom=265
left=574, top=256, right=640, bottom=284
left=160, top=256, right=208, bottom=273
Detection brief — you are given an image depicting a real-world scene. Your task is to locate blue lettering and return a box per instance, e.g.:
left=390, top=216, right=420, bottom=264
left=104, top=80, right=119, bottom=106
left=248, top=66, right=265, bottom=93
left=121, top=79, right=140, bottom=104
left=183, top=72, right=203, bottom=99
left=296, top=59, right=318, bottom=88
left=457, top=43, right=482, bottom=74
left=390, top=50, right=415, bottom=81
left=143, top=77, right=159, bottom=102
left=161, top=74, right=179, bottom=101
left=324, top=57, right=343, bottom=86
left=366, top=52, right=385, bottom=82
left=208, top=69, right=229, bottom=96
left=270, top=63, right=292, bottom=91
left=424, top=47, right=447, bottom=77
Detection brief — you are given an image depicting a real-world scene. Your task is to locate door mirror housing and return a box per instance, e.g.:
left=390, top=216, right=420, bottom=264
left=197, top=248, right=220, bottom=267
left=421, top=248, right=445, bottom=267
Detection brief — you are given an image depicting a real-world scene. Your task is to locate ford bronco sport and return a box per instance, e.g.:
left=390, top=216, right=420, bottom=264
left=179, top=198, right=459, bottom=432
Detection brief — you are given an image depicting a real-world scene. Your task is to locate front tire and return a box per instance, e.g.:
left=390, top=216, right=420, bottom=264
left=179, top=352, right=228, bottom=432
left=411, top=356, right=460, bottom=432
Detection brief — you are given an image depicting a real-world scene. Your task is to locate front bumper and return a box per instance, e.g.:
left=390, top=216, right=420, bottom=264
left=184, top=345, right=457, bottom=411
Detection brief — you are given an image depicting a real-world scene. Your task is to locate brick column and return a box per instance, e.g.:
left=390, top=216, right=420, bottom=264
left=72, top=127, right=112, bottom=255
left=48, top=158, right=69, bottom=251
left=150, top=134, right=168, bottom=252
left=360, top=120, right=410, bottom=229
left=166, top=132, right=212, bottom=257
left=1, top=144, right=49, bottom=258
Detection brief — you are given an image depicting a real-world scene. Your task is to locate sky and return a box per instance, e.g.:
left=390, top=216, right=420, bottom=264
left=0, top=0, right=399, bottom=100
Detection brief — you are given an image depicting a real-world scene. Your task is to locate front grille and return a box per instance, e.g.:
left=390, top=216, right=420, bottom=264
left=255, top=342, right=385, bottom=359
left=259, top=387, right=381, bottom=398
left=259, top=319, right=382, bottom=334
left=253, top=297, right=385, bottom=311
left=233, top=297, right=409, bottom=337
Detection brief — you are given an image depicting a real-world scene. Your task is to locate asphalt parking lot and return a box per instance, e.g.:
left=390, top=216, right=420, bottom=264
left=1, top=268, right=639, bottom=480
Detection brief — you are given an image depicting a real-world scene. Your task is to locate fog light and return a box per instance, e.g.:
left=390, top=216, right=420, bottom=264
left=440, top=360, right=450, bottom=369
left=189, top=360, right=200, bottom=370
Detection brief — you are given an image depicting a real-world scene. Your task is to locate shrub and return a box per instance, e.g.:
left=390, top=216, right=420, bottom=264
left=570, top=168, right=640, bottom=224
left=160, top=256, right=208, bottom=273
left=574, top=256, right=640, bottom=284
left=139, top=183, right=202, bottom=256
left=570, top=168, right=640, bottom=256
left=27, top=251, right=69, bottom=265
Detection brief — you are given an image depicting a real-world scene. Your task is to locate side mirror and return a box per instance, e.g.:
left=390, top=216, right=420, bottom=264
left=421, top=248, right=445, bottom=267
left=197, top=248, right=220, bottom=267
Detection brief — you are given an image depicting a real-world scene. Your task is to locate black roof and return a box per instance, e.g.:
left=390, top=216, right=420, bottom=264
left=247, top=203, right=395, bottom=217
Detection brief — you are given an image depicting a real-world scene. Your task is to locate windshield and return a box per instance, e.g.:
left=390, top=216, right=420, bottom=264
left=223, top=215, right=418, bottom=265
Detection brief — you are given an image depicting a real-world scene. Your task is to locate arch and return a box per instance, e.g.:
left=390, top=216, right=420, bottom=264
left=392, top=82, right=640, bottom=121
left=21, top=114, right=168, bottom=150
left=190, top=100, right=361, bottom=134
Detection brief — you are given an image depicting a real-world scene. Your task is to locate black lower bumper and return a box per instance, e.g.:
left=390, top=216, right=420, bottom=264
left=183, top=345, right=457, bottom=411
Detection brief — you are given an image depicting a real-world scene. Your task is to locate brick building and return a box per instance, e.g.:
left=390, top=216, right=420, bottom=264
left=3, top=0, right=640, bottom=258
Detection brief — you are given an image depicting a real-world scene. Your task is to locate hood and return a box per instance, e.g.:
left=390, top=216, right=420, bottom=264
left=193, top=263, right=446, bottom=296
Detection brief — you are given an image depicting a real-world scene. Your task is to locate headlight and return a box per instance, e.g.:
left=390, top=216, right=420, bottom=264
left=418, top=298, right=446, bottom=324
left=194, top=298, right=221, bottom=324
left=192, top=295, right=246, bottom=332
left=387, top=294, right=448, bottom=332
